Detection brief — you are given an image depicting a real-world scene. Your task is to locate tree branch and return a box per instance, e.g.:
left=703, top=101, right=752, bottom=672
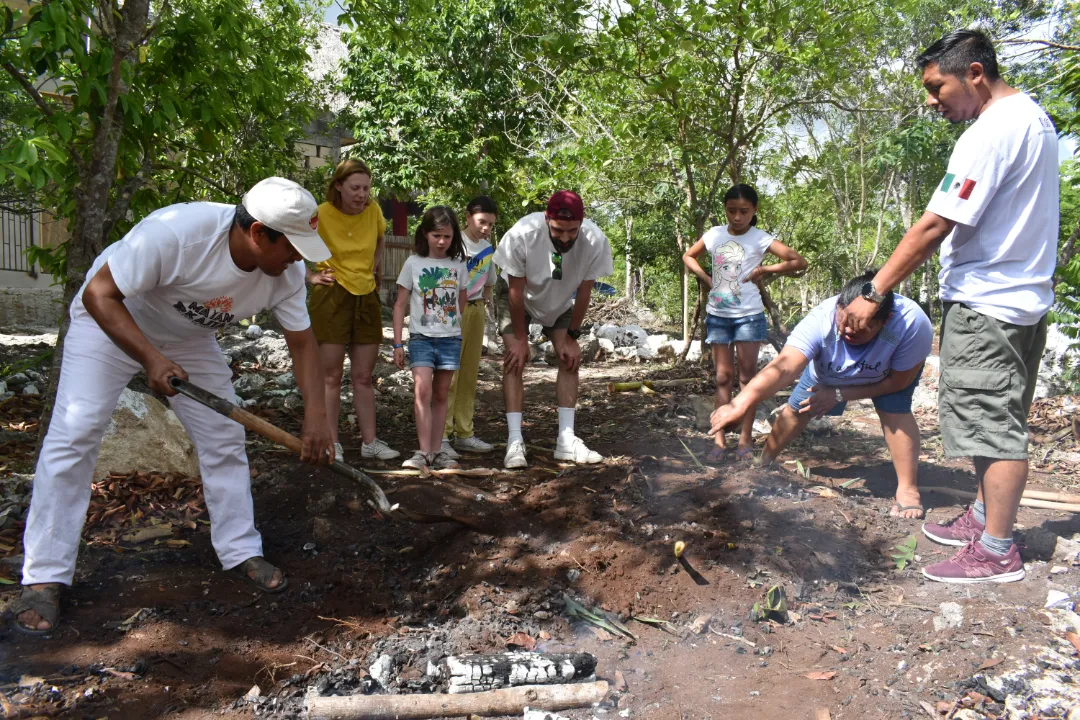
left=999, top=38, right=1080, bottom=53
left=2, top=61, right=54, bottom=118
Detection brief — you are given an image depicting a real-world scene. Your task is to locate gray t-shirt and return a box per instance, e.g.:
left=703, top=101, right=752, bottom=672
left=396, top=255, right=468, bottom=337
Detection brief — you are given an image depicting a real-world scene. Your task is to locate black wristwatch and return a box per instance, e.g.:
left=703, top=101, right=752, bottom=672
left=860, top=281, right=887, bottom=304
left=567, top=328, right=582, bottom=340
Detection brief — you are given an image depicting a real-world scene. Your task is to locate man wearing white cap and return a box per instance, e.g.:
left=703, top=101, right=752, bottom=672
left=9, top=177, right=334, bottom=635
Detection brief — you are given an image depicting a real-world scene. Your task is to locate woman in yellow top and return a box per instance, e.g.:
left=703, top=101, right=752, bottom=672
left=308, top=158, right=400, bottom=462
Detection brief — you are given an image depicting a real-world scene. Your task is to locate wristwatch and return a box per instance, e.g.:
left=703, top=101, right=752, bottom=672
left=567, top=328, right=582, bottom=340
left=860, top=281, right=887, bottom=304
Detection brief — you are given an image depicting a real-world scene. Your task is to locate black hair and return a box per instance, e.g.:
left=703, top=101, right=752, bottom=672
left=836, top=269, right=895, bottom=323
left=466, top=195, right=499, bottom=217
left=234, top=204, right=285, bottom=243
left=414, top=206, right=465, bottom=261
left=723, top=184, right=759, bottom=227
left=916, top=29, right=1000, bottom=82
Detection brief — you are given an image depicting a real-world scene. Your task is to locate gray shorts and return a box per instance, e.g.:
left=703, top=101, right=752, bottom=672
left=493, top=277, right=572, bottom=338
left=938, top=302, right=1047, bottom=460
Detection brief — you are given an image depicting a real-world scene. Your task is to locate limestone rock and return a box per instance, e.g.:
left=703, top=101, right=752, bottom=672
left=245, top=325, right=263, bottom=339
left=275, top=372, right=296, bottom=389
left=94, top=389, right=199, bottom=481
left=233, top=374, right=267, bottom=398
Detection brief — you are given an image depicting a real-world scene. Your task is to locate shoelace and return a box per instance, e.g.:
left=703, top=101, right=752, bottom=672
left=952, top=541, right=988, bottom=568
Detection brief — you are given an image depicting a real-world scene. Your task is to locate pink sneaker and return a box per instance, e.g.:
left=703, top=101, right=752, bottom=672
left=922, top=506, right=984, bottom=547
left=921, top=541, right=1025, bottom=584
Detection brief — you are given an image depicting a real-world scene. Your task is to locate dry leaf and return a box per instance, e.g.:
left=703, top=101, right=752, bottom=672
left=538, top=630, right=551, bottom=641
left=505, top=632, right=536, bottom=651
left=815, top=710, right=831, bottom=720
left=121, top=525, right=173, bottom=543
left=975, top=657, right=1003, bottom=672
left=918, top=700, right=937, bottom=718
left=1066, top=631, right=1080, bottom=654
left=831, top=645, right=848, bottom=654
left=102, top=668, right=138, bottom=681
left=803, top=671, right=837, bottom=681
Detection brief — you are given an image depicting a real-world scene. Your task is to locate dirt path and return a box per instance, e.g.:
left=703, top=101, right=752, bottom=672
left=2, top=355, right=1079, bottom=719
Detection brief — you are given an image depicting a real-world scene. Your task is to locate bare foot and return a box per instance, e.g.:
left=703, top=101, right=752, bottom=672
left=16, top=583, right=60, bottom=631
left=890, top=488, right=924, bottom=519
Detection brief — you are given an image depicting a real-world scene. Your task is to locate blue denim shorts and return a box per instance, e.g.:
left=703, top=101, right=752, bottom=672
left=408, top=334, right=462, bottom=370
left=705, top=311, right=768, bottom=345
left=787, top=366, right=923, bottom=415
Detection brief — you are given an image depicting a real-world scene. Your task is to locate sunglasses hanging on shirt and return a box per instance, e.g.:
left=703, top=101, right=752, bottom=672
left=551, top=251, right=563, bottom=280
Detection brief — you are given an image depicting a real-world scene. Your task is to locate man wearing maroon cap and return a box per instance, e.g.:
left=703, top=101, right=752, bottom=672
left=492, top=191, right=614, bottom=469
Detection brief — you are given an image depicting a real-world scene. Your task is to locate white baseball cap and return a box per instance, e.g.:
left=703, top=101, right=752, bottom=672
left=241, top=177, right=332, bottom=263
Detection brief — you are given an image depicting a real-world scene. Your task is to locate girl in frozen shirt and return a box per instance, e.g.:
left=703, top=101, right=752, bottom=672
left=392, top=207, right=468, bottom=470
left=683, top=184, right=808, bottom=463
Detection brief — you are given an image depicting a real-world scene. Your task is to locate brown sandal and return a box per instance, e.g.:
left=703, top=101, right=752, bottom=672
left=231, top=557, right=289, bottom=594
left=7, top=584, right=61, bottom=636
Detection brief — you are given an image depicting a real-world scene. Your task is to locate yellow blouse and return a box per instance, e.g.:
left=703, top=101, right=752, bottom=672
left=315, top=200, right=387, bottom=296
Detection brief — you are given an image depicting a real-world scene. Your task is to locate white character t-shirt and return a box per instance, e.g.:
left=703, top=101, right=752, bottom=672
left=396, top=255, right=468, bottom=337
left=69, top=203, right=310, bottom=346
left=492, top=212, right=614, bottom=326
left=927, top=92, right=1059, bottom=326
left=702, top=226, right=774, bottom=318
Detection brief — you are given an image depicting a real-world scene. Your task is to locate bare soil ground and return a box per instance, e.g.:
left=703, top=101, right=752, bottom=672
left=1, top=340, right=1079, bottom=720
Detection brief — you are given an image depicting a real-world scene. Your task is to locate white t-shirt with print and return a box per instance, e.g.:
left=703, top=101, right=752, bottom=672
left=69, top=202, right=310, bottom=346
left=462, top=235, right=497, bottom=302
left=492, top=212, right=614, bottom=327
left=927, top=92, right=1059, bottom=326
left=702, top=225, right=773, bottom=318
left=396, top=255, right=468, bottom=337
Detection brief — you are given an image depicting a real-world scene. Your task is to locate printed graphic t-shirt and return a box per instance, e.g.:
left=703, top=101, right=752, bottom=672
left=70, top=203, right=310, bottom=346
left=927, top=92, right=1059, bottom=326
left=396, top=255, right=468, bottom=337
left=314, top=200, right=387, bottom=296
left=786, top=294, right=933, bottom=388
left=702, top=225, right=774, bottom=318
left=492, top=212, right=614, bottom=326
left=463, top=235, right=497, bottom=302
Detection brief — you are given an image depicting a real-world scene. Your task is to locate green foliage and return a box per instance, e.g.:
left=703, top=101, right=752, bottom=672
left=0, top=0, right=323, bottom=285
left=891, top=535, right=918, bottom=571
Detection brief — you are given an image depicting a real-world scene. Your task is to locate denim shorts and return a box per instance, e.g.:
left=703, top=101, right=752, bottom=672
left=705, top=311, right=768, bottom=345
left=408, top=334, right=462, bottom=370
left=787, top=366, right=923, bottom=415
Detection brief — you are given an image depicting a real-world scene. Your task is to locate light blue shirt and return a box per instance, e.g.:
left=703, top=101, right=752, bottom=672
left=786, top=294, right=932, bottom=387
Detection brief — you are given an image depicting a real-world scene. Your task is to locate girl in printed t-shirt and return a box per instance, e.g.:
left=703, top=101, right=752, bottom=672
left=682, top=184, right=808, bottom=464
left=392, top=207, right=468, bottom=471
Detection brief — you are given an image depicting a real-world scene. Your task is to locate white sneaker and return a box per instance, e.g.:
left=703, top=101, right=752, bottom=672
left=432, top=451, right=460, bottom=470
left=333, top=442, right=344, bottom=463
left=439, top=438, right=460, bottom=459
left=554, top=435, right=604, bottom=464
left=402, top=451, right=429, bottom=469
left=362, top=438, right=400, bottom=460
left=455, top=436, right=494, bottom=453
left=504, top=439, right=528, bottom=469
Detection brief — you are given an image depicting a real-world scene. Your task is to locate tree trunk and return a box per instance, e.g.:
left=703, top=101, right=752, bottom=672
left=759, top=282, right=787, bottom=350
left=624, top=215, right=634, bottom=299
left=1059, top=216, right=1080, bottom=267
left=678, top=289, right=703, bottom=364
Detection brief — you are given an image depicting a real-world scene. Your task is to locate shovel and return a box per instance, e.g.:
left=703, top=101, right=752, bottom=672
left=168, top=377, right=480, bottom=528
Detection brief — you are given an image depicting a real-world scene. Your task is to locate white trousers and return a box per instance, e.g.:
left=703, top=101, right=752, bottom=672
left=22, top=317, right=261, bottom=585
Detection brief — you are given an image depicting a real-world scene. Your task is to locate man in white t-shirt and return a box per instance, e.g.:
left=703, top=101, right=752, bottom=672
left=11, top=178, right=335, bottom=635
left=843, top=30, right=1059, bottom=584
left=492, top=191, right=614, bottom=469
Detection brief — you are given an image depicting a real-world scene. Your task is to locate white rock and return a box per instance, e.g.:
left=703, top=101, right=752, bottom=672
left=4, top=372, right=29, bottom=388
left=0, top=381, right=7, bottom=395
left=1045, top=590, right=1072, bottom=609
left=619, top=324, right=649, bottom=348
left=595, top=324, right=620, bottom=342
left=636, top=345, right=657, bottom=361
left=599, top=338, right=616, bottom=353
left=244, top=684, right=261, bottom=701
left=369, top=654, right=394, bottom=689
left=933, top=601, right=964, bottom=631
left=646, top=334, right=670, bottom=350
left=245, top=324, right=263, bottom=339
left=1051, top=565, right=1070, bottom=575
left=233, top=374, right=267, bottom=398
left=21, top=383, right=39, bottom=396
left=94, top=389, right=199, bottom=481
left=524, top=708, right=571, bottom=720
left=757, top=343, right=778, bottom=369
left=275, top=372, right=296, bottom=389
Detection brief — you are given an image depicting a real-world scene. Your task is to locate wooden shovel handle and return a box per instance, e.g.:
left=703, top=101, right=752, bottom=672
left=227, top=405, right=304, bottom=455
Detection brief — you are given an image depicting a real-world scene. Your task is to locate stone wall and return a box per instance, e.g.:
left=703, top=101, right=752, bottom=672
left=0, top=286, right=63, bottom=329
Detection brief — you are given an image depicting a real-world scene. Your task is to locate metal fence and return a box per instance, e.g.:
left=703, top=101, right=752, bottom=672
left=0, top=204, right=36, bottom=273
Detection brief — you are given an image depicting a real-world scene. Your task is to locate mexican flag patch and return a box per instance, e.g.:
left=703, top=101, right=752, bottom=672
left=939, top=173, right=976, bottom=200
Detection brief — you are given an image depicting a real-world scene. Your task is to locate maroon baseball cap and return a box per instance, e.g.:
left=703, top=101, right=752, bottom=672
left=546, top=190, right=584, bottom=222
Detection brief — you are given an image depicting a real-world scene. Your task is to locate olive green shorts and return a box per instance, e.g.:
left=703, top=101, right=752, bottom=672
left=938, top=302, right=1047, bottom=460
left=493, top=277, right=572, bottom=338
left=308, top=283, right=383, bottom=345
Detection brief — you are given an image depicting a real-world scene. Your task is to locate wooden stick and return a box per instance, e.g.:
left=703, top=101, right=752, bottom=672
left=306, top=680, right=609, bottom=719
left=922, top=486, right=1080, bottom=513
left=1018, top=489, right=1080, bottom=504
